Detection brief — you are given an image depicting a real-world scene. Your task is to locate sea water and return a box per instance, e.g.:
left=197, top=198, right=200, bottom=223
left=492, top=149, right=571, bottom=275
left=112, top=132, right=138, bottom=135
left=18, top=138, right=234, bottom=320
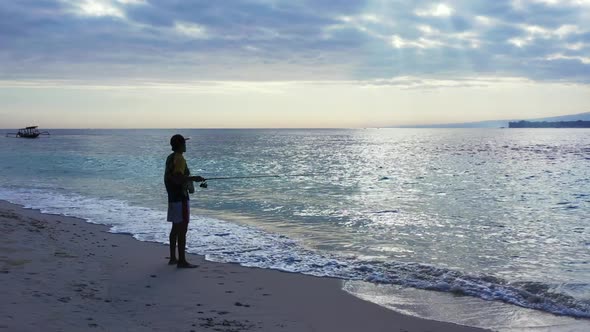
left=1, top=128, right=588, bottom=330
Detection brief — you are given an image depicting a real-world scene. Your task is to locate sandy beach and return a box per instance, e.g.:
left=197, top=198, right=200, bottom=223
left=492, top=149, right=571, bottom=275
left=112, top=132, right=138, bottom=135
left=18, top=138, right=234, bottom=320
left=0, top=200, right=488, bottom=332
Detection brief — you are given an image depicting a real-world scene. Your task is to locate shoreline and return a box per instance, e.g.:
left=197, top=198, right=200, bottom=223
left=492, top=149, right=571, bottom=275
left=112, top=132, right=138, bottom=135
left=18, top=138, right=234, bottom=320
left=0, top=199, right=489, bottom=332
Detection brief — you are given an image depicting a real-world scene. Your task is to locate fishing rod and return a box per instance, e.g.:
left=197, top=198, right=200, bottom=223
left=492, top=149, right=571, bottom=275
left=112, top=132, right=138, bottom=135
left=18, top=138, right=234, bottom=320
left=197, top=173, right=324, bottom=188
left=204, top=175, right=280, bottom=180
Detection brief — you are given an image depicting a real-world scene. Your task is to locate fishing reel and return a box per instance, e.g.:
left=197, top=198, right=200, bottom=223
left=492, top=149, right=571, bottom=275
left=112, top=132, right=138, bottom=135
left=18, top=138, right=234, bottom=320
left=199, top=180, right=208, bottom=189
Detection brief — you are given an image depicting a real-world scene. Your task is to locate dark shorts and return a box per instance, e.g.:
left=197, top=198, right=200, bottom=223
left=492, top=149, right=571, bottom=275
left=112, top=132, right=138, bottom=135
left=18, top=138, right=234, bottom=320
left=167, top=200, right=189, bottom=224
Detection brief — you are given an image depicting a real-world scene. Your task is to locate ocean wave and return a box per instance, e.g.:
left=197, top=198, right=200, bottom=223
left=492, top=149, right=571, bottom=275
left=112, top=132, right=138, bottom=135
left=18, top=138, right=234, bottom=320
left=1, top=186, right=589, bottom=319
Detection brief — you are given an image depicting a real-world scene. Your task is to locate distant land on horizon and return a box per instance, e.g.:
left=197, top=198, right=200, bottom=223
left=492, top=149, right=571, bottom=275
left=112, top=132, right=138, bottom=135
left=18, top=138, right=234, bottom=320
left=509, top=120, right=590, bottom=128
left=390, top=112, right=590, bottom=128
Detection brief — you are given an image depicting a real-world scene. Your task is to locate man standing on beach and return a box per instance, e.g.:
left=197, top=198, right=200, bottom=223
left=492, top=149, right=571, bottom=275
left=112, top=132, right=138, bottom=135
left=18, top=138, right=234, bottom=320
left=164, top=134, right=205, bottom=269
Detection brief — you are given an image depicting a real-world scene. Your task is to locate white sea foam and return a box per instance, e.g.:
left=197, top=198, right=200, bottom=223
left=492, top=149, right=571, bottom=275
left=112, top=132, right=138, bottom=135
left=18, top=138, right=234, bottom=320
left=343, top=282, right=590, bottom=332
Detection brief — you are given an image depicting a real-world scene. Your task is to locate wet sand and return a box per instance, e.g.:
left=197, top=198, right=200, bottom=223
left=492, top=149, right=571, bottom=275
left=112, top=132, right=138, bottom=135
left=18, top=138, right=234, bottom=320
left=0, top=200, right=489, bottom=332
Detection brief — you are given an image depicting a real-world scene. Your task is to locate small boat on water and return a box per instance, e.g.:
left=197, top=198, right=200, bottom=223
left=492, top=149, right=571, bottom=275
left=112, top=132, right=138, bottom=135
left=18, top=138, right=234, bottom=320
left=5, top=126, right=50, bottom=138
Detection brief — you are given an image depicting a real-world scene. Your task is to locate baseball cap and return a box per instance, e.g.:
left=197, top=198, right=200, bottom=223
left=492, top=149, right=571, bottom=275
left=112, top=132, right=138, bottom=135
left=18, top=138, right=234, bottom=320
left=170, top=134, right=190, bottom=150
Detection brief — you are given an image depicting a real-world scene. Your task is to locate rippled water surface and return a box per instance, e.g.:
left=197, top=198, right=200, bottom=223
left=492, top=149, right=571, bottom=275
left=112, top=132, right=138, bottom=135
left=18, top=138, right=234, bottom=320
left=1, top=128, right=589, bottom=327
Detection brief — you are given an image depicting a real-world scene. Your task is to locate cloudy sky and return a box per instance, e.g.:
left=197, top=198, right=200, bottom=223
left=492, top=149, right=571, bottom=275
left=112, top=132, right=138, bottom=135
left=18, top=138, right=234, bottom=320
left=1, top=0, right=589, bottom=128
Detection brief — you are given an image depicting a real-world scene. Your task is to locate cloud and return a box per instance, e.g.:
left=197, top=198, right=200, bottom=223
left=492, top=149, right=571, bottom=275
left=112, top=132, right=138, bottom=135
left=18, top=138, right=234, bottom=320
left=174, top=21, right=208, bottom=39
left=565, top=42, right=587, bottom=50
left=508, top=23, right=584, bottom=47
left=0, top=0, right=589, bottom=83
left=0, top=75, right=572, bottom=93
left=546, top=53, right=590, bottom=64
left=390, top=34, right=445, bottom=49
left=58, top=0, right=146, bottom=18
left=415, top=3, right=455, bottom=17
left=519, top=0, right=590, bottom=8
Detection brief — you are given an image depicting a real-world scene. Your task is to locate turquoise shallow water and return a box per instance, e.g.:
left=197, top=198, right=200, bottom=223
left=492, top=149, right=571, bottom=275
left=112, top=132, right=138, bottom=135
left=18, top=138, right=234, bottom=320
left=1, top=128, right=589, bottom=327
